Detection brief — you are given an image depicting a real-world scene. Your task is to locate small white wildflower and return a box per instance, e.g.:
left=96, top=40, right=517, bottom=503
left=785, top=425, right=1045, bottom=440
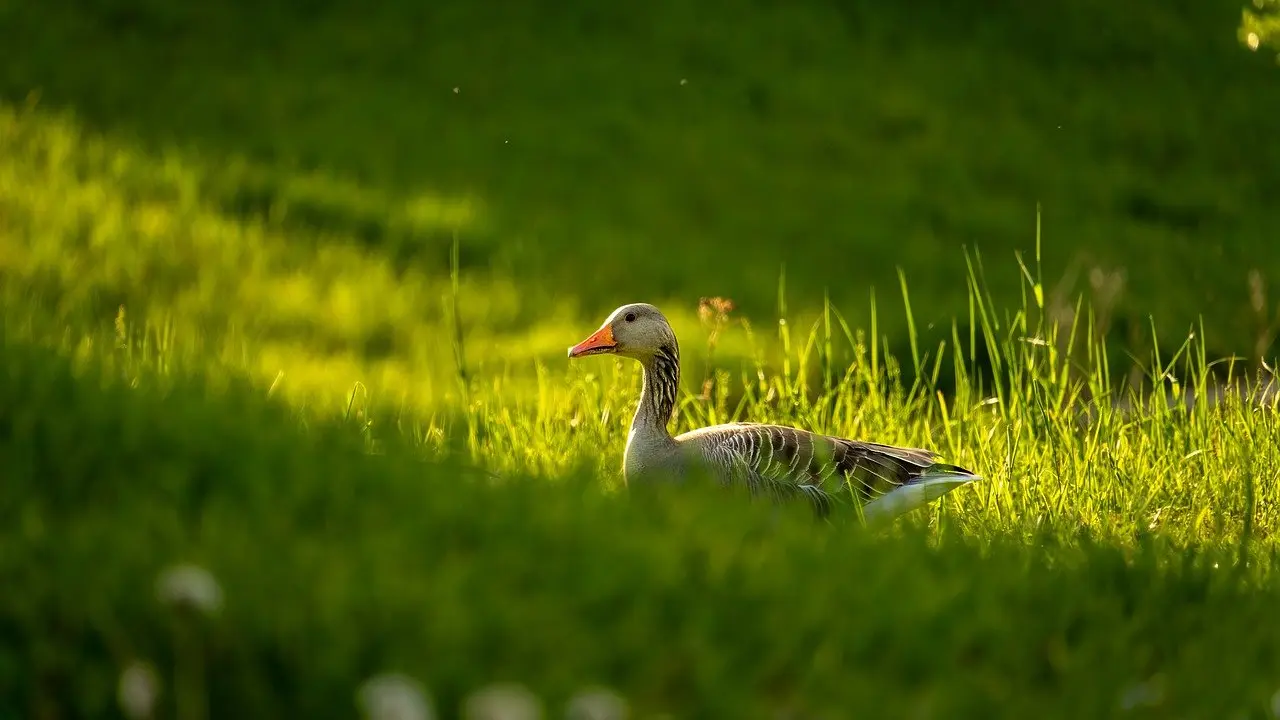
left=464, top=683, right=543, bottom=720
left=566, top=687, right=628, bottom=720
left=1248, top=32, right=1261, bottom=51
left=117, top=660, right=160, bottom=720
left=358, top=673, right=434, bottom=720
left=155, top=564, right=223, bottom=615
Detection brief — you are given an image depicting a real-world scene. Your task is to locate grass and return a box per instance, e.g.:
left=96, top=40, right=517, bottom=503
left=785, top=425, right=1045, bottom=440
left=1244, top=0, right=1280, bottom=53
left=3, top=4, right=1280, bottom=715
left=4, top=0, right=1280, bottom=365
left=4, top=240, right=1280, bottom=717
left=4, top=101, right=1280, bottom=717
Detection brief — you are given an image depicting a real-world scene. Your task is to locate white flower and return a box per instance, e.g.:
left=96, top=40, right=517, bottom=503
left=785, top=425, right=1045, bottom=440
left=117, top=660, right=160, bottom=719
left=566, top=687, right=629, bottom=720
left=358, top=673, right=434, bottom=720
left=464, top=683, right=543, bottom=720
left=155, top=564, right=224, bottom=615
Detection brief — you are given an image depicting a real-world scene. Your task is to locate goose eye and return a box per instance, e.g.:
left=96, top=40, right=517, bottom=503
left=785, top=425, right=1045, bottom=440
left=624, top=312, right=636, bottom=322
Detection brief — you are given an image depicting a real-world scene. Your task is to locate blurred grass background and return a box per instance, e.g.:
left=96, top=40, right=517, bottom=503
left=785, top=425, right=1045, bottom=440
left=5, top=0, right=1280, bottom=370
left=4, top=0, right=1280, bottom=717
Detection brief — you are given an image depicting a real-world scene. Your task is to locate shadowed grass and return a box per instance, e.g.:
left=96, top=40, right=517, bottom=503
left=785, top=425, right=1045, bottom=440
left=4, top=0, right=1280, bottom=365
left=4, top=77, right=1280, bottom=717
left=3, top=289, right=1280, bottom=718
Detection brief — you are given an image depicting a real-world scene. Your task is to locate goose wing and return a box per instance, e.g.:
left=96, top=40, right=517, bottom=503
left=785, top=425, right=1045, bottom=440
left=677, top=422, right=973, bottom=518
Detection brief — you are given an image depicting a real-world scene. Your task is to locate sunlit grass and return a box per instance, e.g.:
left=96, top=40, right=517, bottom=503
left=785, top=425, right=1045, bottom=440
left=4, top=99, right=1279, bottom=550
left=1242, top=0, right=1280, bottom=56
left=2, top=5, right=1280, bottom=715
left=5, top=97, right=1280, bottom=719
left=0, top=102, right=583, bottom=411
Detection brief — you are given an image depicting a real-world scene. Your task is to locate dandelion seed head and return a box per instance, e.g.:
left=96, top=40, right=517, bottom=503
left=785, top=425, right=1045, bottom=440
left=358, top=673, right=434, bottom=720
left=156, top=563, right=223, bottom=615
left=463, top=683, right=542, bottom=720
left=566, top=687, right=629, bottom=720
left=117, top=660, right=160, bottom=720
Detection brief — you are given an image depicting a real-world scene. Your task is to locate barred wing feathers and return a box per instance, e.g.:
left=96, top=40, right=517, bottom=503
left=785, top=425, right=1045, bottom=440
left=676, top=422, right=978, bottom=522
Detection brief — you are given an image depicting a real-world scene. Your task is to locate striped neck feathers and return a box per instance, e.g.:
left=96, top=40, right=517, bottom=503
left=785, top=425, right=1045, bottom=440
left=636, top=342, right=680, bottom=433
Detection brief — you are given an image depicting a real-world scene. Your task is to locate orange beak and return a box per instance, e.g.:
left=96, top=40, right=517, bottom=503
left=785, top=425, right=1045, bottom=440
left=567, top=325, right=617, bottom=358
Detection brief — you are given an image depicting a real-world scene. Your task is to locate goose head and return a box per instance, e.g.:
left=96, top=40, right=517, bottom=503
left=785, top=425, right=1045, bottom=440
left=567, top=302, right=677, bottom=362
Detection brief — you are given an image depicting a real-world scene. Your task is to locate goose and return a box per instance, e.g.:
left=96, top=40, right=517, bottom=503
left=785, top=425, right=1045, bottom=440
left=567, top=302, right=980, bottom=525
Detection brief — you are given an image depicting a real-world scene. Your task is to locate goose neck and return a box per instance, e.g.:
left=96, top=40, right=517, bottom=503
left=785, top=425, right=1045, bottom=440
left=634, top=345, right=680, bottom=436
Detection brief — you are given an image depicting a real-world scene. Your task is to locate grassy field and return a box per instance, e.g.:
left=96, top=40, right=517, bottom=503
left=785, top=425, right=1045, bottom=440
left=4, top=229, right=1280, bottom=718
left=5, top=0, right=1280, bottom=717
left=4, top=106, right=1280, bottom=714
left=4, top=0, right=1280, bottom=365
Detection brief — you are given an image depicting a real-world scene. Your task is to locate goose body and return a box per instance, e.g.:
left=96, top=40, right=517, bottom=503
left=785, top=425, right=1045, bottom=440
left=568, top=303, right=979, bottom=524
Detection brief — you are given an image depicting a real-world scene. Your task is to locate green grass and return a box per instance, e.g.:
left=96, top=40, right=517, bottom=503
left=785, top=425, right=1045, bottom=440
left=4, top=0, right=1279, bottom=365
left=4, top=241, right=1280, bottom=717
left=4, top=2, right=1280, bottom=716
left=4, top=100, right=1280, bottom=716
left=1244, top=0, right=1280, bottom=52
